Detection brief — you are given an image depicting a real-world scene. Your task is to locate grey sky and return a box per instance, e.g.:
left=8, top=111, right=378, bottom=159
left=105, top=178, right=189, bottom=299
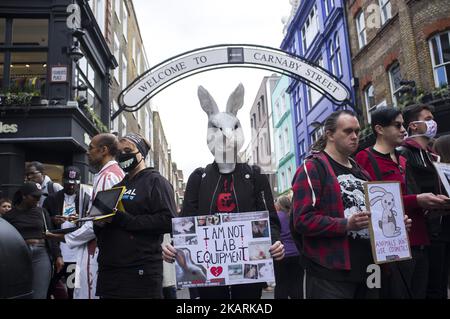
left=133, top=0, right=291, bottom=179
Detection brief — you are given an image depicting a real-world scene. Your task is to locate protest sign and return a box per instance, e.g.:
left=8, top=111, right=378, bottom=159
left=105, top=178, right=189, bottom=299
left=172, top=211, right=274, bottom=288
left=364, top=181, right=412, bottom=264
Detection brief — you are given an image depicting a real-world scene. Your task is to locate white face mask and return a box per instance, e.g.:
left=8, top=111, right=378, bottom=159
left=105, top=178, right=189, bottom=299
left=409, top=120, right=437, bottom=139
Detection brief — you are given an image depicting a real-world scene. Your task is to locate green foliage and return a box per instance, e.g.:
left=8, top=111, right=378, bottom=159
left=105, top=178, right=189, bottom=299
left=81, top=104, right=108, bottom=133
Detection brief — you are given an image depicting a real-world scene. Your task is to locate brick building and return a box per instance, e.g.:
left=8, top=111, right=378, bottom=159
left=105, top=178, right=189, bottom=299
left=346, top=0, right=450, bottom=134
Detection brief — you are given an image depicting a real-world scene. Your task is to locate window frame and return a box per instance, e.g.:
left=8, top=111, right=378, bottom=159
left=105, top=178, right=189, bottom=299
left=356, top=11, right=367, bottom=49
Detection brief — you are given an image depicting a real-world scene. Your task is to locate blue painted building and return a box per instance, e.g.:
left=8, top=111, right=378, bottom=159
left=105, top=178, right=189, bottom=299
left=281, top=0, right=355, bottom=166
left=271, top=75, right=296, bottom=195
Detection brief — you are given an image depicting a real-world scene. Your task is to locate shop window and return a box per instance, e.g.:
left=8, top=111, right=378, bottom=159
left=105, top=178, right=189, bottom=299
left=12, top=19, right=48, bottom=46
left=1, top=19, right=48, bottom=96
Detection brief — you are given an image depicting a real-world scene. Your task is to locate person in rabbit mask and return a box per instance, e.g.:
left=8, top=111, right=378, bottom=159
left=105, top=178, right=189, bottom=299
left=163, top=84, right=284, bottom=299
left=291, top=110, right=413, bottom=299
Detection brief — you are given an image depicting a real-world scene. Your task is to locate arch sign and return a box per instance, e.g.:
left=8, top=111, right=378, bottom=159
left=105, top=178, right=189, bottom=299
left=113, top=44, right=351, bottom=120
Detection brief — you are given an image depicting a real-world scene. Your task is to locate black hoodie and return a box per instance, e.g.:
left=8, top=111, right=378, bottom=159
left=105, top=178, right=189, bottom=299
left=94, top=168, right=176, bottom=270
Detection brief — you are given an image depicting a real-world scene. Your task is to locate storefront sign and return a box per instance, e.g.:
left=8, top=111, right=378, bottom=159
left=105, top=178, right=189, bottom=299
left=51, top=66, right=68, bottom=82
left=120, top=45, right=351, bottom=114
left=172, top=211, right=274, bottom=288
left=0, top=122, right=18, bottom=134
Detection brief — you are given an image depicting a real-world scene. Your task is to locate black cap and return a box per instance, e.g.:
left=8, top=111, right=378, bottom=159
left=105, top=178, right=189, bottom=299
left=20, top=182, right=43, bottom=197
left=63, top=166, right=81, bottom=184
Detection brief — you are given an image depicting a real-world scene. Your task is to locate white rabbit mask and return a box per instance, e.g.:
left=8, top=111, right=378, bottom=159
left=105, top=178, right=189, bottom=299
left=198, top=83, right=245, bottom=174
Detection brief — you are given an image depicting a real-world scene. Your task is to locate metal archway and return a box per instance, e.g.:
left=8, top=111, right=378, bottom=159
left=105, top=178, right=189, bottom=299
left=112, top=44, right=353, bottom=121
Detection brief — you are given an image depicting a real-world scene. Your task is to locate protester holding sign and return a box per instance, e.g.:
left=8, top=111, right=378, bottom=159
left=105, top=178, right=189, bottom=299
left=355, top=107, right=448, bottom=298
left=94, top=133, right=176, bottom=299
left=292, top=110, right=412, bottom=299
left=163, top=84, right=283, bottom=299
left=397, top=104, right=450, bottom=298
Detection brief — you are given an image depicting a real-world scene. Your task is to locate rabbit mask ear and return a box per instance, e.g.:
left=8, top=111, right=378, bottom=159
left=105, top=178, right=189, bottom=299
left=198, top=86, right=219, bottom=117
left=226, top=83, right=245, bottom=116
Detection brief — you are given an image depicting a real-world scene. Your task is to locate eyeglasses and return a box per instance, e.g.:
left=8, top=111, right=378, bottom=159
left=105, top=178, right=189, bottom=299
left=390, top=122, right=404, bottom=130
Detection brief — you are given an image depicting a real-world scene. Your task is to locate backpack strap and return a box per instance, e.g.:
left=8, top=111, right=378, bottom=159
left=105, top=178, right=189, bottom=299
left=47, top=181, right=55, bottom=195
left=364, top=148, right=383, bottom=180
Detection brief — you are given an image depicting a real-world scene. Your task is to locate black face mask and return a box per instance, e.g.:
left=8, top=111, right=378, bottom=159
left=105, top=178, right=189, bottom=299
left=118, top=151, right=142, bottom=172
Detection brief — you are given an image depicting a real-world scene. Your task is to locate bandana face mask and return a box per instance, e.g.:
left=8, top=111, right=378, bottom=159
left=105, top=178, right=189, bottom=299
left=118, top=151, right=141, bottom=172
left=410, top=120, right=437, bottom=139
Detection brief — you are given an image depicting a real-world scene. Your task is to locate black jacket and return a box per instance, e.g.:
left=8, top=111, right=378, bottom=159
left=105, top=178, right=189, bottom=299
left=94, top=168, right=176, bottom=271
left=182, top=162, right=281, bottom=243
left=398, top=140, right=450, bottom=241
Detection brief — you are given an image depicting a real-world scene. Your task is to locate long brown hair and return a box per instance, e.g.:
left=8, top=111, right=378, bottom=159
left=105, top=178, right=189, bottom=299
left=310, top=110, right=356, bottom=152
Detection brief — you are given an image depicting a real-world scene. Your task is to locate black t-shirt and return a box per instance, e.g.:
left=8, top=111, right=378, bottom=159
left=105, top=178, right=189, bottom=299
left=3, top=206, right=48, bottom=240
left=304, top=153, right=374, bottom=283
left=212, top=174, right=238, bottom=213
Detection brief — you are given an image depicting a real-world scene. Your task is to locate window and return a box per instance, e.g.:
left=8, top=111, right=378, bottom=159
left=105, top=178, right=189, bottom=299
left=324, top=0, right=329, bottom=16
left=92, top=0, right=105, bottom=35
left=284, top=127, right=290, bottom=153
left=121, top=53, right=127, bottom=90
left=76, top=50, right=103, bottom=116
left=429, top=31, right=450, bottom=88
left=136, top=50, right=141, bottom=75
left=294, top=86, right=302, bottom=123
left=307, top=86, right=322, bottom=110
left=121, top=115, right=127, bottom=136
left=113, top=33, right=120, bottom=81
left=132, top=38, right=136, bottom=65
left=356, top=11, right=367, bottom=49
left=1, top=19, right=49, bottom=94
left=287, top=166, right=293, bottom=187
left=299, top=140, right=306, bottom=157
left=279, top=134, right=285, bottom=156
left=115, top=0, right=121, bottom=23
left=263, top=132, right=269, bottom=155
left=389, top=62, right=402, bottom=106
left=364, top=84, right=376, bottom=123
left=301, top=4, right=319, bottom=53
left=257, top=102, right=261, bottom=121
left=275, top=100, right=281, bottom=121
left=281, top=93, right=286, bottom=113
left=281, top=171, right=286, bottom=191
left=379, top=0, right=392, bottom=25
left=111, top=101, right=119, bottom=132
left=330, top=34, right=342, bottom=77
left=122, top=1, right=128, bottom=42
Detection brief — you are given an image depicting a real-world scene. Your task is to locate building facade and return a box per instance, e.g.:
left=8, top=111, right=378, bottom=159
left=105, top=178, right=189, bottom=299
left=0, top=0, right=116, bottom=198
left=106, top=0, right=154, bottom=162
left=249, top=74, right=280, bottom=194
left=153, top=111, right=170, bottom=180
left=281, top=0, right=355, bottom=165
left=271, top=75, right=296, bottom=195
left=346, top=0, right=450, bottom=136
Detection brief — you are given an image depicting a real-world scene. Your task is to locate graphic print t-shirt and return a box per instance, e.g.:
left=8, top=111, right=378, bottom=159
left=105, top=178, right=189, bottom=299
left=213, top=174, right=237, bottom=213
left=303, top=153, right=373, bottom=283
left=325, top=153, right=369, bottom=239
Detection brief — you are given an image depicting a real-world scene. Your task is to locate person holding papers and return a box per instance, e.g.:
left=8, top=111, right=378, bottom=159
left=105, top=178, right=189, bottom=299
left=94, top=133, right=176, bottom=299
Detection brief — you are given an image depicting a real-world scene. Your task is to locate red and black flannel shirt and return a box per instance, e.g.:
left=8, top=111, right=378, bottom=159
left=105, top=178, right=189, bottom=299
left=292, top=151, right=371, bottom=271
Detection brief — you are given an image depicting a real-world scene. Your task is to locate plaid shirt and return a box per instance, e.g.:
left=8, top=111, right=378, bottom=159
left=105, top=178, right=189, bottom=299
left=292, top=151, right=370, bottom=270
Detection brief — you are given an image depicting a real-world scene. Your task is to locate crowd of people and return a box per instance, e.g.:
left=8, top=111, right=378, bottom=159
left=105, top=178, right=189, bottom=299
left=1, top=101, right=450, bottom=299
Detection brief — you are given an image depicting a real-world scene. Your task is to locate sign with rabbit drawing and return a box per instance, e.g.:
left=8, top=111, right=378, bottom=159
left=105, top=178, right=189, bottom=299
left=171, top=211, right=274, bottom=288
left=364, top=182, right=412, bottom=264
